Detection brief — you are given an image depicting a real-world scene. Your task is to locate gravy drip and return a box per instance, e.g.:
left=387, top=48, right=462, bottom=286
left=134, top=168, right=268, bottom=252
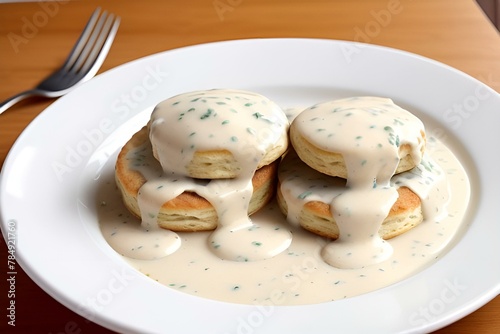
left=134, top=89, right=292, bottom=261
left=292, top=97, right=426, bottom=268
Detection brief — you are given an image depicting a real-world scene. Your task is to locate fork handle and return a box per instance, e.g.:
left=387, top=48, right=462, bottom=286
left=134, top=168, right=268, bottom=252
left=0, top=90, right=39, bottom=115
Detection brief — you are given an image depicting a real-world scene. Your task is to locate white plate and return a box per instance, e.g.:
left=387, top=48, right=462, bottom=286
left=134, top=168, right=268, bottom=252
left=1, top=38, right=499, bottom=333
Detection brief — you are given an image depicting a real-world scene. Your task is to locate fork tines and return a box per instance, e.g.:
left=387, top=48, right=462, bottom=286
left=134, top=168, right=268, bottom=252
left=63, top=7, right=120, bottom=78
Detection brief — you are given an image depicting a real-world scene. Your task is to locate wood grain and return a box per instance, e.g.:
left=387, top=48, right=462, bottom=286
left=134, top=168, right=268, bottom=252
left=1, top=0, right=499, bottom=333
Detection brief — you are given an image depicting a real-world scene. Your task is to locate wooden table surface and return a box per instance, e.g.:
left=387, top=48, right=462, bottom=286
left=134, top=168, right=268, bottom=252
left=1, top=0, right=499, bottom=333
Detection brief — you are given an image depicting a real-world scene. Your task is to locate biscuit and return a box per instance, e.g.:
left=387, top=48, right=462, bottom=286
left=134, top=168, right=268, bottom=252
left=277, top=150, right=423, bottom=239
left=290, top=126, right=424, bottom=179
left=115, top=126, right=278, bottom=232
left=290, top=96, right=426, bottom=179
left=149, top=89, right=289, bottom=179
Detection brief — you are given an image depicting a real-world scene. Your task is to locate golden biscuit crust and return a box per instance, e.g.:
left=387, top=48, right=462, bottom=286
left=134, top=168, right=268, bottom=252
left=290, top=121, right=425, bottom=179
left=277, top=184, right=423, bottom=240
left=115, top=126, right=278, bottom=231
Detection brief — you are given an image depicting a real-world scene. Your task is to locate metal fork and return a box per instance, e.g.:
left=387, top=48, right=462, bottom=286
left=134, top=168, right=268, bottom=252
left=0, top=8, right=120, bottom=115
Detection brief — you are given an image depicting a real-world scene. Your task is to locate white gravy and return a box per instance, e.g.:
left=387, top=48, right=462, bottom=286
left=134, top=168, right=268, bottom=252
left=98, top=95, right=470, bottom=305
left=290, top=97, right=426, bottom=268
left=116, top=89, right=292, bottom=261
